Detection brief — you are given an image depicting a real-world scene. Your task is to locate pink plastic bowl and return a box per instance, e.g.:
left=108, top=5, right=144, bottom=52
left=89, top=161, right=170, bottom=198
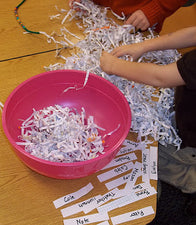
left=2, top=70, right=131, bottom=179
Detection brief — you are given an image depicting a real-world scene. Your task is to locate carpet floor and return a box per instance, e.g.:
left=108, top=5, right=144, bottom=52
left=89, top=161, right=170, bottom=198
left=147, top=181, right=196, bottom=225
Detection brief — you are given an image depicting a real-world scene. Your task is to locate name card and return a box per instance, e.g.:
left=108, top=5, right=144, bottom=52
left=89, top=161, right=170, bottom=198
left=111, top=206, right=154, bottom=224
left=63, top=212, right=109, bottom=225
left=53, top=183, right=93, bottom=209
left=97, top=162, right=134, bottom=182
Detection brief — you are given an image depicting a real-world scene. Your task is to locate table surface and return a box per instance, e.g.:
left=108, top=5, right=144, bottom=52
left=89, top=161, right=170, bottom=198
left=0, top=1, right=157, bottom=225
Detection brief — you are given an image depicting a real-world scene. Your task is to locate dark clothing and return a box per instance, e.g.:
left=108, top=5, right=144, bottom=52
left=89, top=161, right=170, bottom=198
left=158, top=49, right=196, bottom=194
left=176, top=49, right=196, bottom=148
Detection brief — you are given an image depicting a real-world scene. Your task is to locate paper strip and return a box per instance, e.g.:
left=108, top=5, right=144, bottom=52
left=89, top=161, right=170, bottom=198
left=83, top=188, right=119, bottom=214
left=124, top=162, right=142, bottom=191
left=118, top=187, right=157, bottom=207
left=113, top=181, right=150, bottom=199
left=63, top=212, right=109, bottom=225
left=105, top=172, right=132, bottom=190
left=111, top=206, right=155, bottom=225
left=142, top=148, right=150, bottom=183
left=97, top=221, right=110, bottom=225
left=117, top=140, right=145, bottom=156
left=97, top=197, right=125, bottom=214
left=97, top=162, right=134, bottom=182
left=150, top=146, right=158, bottom=180
left=53, top=183, right=94, bottom=209
left=104, top=162, right=141, bottom=190
left=102, top=153, right=137, bottom=170
left=132, top=183, right=151, bottom=191
left=61, top=195, right=101, bottom=217
left=97, top=186, right=156, bottom=213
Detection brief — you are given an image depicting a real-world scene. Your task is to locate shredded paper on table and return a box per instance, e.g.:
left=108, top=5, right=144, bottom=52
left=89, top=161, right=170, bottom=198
left=39, top=0, right=182, bottom=149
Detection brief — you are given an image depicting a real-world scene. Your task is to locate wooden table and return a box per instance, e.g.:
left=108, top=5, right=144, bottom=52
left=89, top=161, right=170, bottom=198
left=0, top=1, right=157, bottom=224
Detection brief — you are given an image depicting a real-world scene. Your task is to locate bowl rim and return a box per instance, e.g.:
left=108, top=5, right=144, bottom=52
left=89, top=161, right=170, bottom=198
left=2, top=69, right=131, bottom=167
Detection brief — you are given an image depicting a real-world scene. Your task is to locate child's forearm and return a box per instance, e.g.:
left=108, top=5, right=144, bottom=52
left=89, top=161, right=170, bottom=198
left=142, top=26, right=196, bottom=53
left=109, top=58, right=184, bottom=87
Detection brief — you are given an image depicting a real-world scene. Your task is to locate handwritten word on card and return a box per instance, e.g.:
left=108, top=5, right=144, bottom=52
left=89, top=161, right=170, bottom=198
left=61, top=195, right=101, bottom=217
left=63, top=212, right=109, bottom=225
left=124, top=161, right=142, bottom=191
left=117, top=140, right=145, bottom=156
left=105, top=172, right=131, bottom=190
left=150, top=146, right=158, bottom=180
left=102, top=153, right=137, bottom=170
left=111, top=206, right=154, bottom=225
left=83, top=188, right=119, bottom=213
left=97, top=186, right=156, bottom=213
left=97, top=162, right=134, bottom=182
left=53, top=183, right=93, bottom=209
left=142, top=148, right=150, bottom=183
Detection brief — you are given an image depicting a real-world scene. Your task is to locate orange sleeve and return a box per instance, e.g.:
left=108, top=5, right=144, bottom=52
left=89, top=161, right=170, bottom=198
left=140, top=0, right=188, bottom=27
left=92, top=0, right=188, bottom=33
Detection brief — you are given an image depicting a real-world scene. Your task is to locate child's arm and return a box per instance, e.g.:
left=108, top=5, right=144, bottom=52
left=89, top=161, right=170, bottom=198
left=100, top=52, right=185, bottom=88
left=111, top=26, right=196, bottom=60
left=100, top=27, right=196, bottom=87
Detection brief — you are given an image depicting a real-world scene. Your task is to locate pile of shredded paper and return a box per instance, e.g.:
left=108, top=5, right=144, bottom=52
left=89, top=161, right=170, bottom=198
left=40, top=0, right=181, bottom=149
left=17, top=106, right=106, bottom=162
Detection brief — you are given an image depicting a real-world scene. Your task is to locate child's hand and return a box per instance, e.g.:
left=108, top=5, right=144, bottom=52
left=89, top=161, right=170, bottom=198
left=111, top=43, right=145, bottom=61
left=100, top=52, right=118, bottom=74
left=125, top=10, right=150, bottom=31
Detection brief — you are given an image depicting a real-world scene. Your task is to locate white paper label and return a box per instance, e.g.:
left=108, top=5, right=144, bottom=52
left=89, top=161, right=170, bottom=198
left=117, top=140, right=145, bottom=156
left=102, top=153, right=137, bottom=170
left=111, top=206, right=155, bottom=224
left=83, top=188, right=119, bottom=214
left=124, top=161, right=142, bottom=191
left=63, top=212, right=109, bottom=225
left=150, top=146, right=158, bottom=180
left=97, top=162, right=134, bottom=182
left=61, top=195, right=101, bottom=217
left=97, top=221, right=110, bottom=225
left=53, top=183, right=94, bottom=209
left=142, top=148, right=150, bottom=183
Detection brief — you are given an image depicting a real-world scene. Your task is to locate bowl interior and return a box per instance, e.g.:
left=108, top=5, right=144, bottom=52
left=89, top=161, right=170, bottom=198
left=3, top=70, right=131, bottom=164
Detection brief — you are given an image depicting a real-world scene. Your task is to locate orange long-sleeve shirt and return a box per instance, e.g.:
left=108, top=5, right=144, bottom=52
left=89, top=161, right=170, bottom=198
left=93, top=0, right=188, bottom=32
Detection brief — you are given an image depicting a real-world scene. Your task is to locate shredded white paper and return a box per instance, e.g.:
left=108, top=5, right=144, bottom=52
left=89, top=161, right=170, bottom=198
left=17, top=105, right=106, bottom=162
left=0, top=102, right=4, bottom=111
left=41, top=0, right=182, bottom=149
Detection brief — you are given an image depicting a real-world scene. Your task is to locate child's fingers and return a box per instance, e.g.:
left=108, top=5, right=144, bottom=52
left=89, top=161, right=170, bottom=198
left=125, top=10, right=150, bottom=31
left=111, top=46, right=129, bottom=57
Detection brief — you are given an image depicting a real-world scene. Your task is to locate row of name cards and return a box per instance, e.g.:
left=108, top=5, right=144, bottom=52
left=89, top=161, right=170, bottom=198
left=52, top=139, right=158, bottom=224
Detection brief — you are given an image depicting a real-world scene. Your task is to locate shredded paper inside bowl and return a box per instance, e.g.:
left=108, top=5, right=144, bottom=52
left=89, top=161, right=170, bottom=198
left=17, top=105, right=107, bottom=162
